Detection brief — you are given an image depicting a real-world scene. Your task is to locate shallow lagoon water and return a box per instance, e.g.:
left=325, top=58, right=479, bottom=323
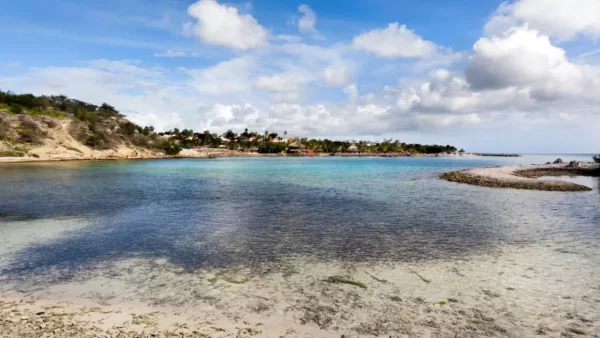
left=0, top=155, right=598, bottom=275
left=1, top=155, right=600, bottom=336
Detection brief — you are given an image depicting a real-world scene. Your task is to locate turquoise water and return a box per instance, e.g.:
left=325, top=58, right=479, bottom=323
left=0, top=155, right=598, bottom=280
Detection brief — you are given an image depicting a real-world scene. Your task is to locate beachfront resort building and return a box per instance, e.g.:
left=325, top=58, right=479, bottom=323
left=287, top=140, right=305, bottom=154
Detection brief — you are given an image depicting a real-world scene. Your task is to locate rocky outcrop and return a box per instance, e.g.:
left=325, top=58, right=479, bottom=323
left=441, top=163, right=599, bottom=192
left=553, top=158, right=564, bottom=164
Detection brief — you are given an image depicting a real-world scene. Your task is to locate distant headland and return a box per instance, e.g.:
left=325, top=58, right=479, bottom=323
left=0, top=90, right=490, bottom=163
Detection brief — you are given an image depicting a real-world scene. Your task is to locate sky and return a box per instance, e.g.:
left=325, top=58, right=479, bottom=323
left=1, top=0, right=599, bottom=153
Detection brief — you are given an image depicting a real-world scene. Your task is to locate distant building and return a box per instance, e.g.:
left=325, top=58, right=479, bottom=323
left=288, top=140, right=305, bottom=154
left=348, top=144, right=359, bottom=152
left=220, top=137, right=230, bottom=143
left=271, top=137, right=287, bottom=143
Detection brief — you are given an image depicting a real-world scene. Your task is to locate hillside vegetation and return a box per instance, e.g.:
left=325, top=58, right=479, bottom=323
left=0, top=90, right=179, bottom=159
left=1, top=90, right=465, bottom=160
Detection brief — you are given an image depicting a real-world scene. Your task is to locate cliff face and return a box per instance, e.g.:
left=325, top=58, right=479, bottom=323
left=0, top=111, right=163, bottom=161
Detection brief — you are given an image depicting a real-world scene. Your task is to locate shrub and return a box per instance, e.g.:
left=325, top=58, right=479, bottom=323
left=44, top=119, right=58, bottom=128
left=0, top=117, right=9, bottom=140
left=69, top=123, right=89, bottom=143
left=130, top=135, right=151, bottom=147
left=120, top=122, right=137, bottom=136
left=19, top=115, right=42, bottom=132
left=18, top=128, right=43, bottom=144
left=85, top=131, right=115, bottom=150
left=594, top=155, right=600, bottom=164
left=9, top=104, right=24, bottom=114
left=18, top=116, right=44, bottom=144
left=0, top=150, right=25, bottom=157
left=74, top=110, right=98, bottom=126
left=157, top=141, right=182, bottom=155
left=164, top=143, right=182, bottom=155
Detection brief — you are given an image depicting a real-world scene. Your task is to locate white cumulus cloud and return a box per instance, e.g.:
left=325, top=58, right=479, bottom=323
left=485, top=0, right=600, bottom=40
left=465, top=26, right=599, bottom=101
left=182, top=56, right=256, bottom=95
left=323, top=63, right=350, bottom=87
left=352, top=23, right=437, bottom=58
left=256, top=75, right=302, bottom=101
left=297, top=4, right=322, bottom=39
left=185, top=0, right=267, bottom=50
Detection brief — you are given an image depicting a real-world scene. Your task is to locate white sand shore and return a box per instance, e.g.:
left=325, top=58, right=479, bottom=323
left=0, top=148, right=262, bottom=163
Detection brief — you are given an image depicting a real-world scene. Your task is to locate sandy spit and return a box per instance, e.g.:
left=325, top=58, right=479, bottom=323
left=441, top=163, right=599, bottom=192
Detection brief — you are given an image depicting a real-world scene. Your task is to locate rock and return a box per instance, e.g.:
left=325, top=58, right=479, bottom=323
left=553, top=158, right=564, bottom=164
left=567, top=161, right=581, bottom=168
left=546, top=162, right=551, bottom=164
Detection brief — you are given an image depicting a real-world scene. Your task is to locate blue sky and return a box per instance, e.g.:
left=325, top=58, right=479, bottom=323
left=1, top=0, right=599, bottom=152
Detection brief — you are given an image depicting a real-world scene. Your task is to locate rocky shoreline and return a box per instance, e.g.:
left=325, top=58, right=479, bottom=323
left=441, top=162, right=599, bottom=192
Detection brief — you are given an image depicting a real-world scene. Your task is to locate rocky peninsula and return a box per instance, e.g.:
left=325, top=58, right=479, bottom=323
left=441, top=160, right=599, bottom=192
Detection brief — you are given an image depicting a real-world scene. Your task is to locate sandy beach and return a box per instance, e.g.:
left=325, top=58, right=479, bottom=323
left=0, top=148, right=263, bottom=163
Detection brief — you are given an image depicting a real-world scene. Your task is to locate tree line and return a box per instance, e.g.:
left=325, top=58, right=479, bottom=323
left=1, top=90, right=461, bottom=155
left=159, top=127, right=457, bottom=154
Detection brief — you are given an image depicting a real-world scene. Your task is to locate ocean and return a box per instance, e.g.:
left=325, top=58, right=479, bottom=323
left=0, top=155, right=598, bottom=336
